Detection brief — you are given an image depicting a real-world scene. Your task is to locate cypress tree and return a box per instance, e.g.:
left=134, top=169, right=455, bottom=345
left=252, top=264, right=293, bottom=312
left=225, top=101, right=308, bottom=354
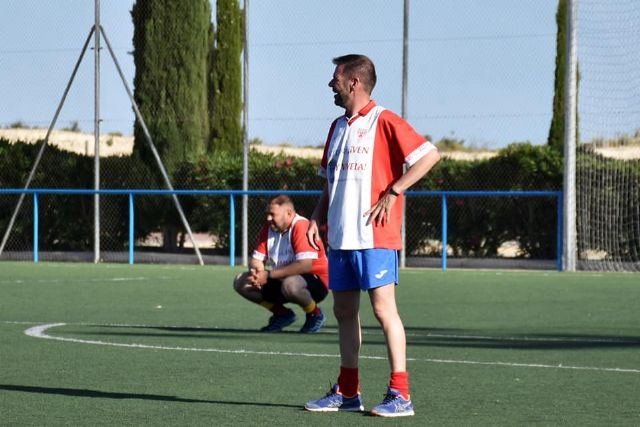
left=210, top=0, right=243, bottom=152
left=207, top=17, right=216, bottom=148
left=547, top=0, right=566, bottom=152
left=548, top=0, right=578, bottom=153
left=131, top=0, right=212, bottom=175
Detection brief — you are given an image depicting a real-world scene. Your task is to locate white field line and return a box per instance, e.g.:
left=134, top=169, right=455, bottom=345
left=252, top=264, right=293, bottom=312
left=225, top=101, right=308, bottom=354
left=0, top=276, right=174, bottom=285
left=22, top=323, right=640, bottom=375
left=415, top=332, right=637, bottom=344
left=5, top=319, right=636, bottom=345
left=6, top=320, right=639, bottom=344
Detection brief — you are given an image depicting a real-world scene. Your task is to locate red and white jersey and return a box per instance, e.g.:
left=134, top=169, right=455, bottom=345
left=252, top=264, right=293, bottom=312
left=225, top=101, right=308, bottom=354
left=319, top=100, right=436, bottom=250
left=252, top=214, right=329, bottom=286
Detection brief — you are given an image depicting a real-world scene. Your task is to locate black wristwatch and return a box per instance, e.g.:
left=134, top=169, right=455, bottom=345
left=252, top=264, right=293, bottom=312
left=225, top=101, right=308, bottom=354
left=389, top=187, right=400, bottom=197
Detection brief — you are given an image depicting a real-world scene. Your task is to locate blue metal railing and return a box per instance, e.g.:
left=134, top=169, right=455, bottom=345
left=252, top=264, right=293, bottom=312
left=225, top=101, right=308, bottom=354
left=0, top=188, right=562, bottom=270
left=409, top=191, right=563, bottom=271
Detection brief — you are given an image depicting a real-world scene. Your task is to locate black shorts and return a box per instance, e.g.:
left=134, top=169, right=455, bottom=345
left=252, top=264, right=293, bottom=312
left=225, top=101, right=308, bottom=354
left=261, top=274, right=328, bottom=305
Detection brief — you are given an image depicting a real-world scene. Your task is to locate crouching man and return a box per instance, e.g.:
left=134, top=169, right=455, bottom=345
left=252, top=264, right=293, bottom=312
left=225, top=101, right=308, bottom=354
left=233, top=195, right=329, bottom=333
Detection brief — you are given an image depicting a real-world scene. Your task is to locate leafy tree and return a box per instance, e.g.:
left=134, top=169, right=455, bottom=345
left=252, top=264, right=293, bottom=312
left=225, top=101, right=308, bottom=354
left=131, top=0, right=212, bottom=175
left=210, top=0, right=243, bottom=152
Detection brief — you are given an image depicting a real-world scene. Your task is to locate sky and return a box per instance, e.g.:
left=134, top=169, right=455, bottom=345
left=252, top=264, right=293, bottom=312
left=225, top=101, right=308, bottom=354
left=1, top=1, right=634, bottom=150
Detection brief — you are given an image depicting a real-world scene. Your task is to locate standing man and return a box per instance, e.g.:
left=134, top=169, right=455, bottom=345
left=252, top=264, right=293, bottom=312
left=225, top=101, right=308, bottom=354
left=233, top=195, right=328, bottom=333
left=304, top=54, right=440, bottom=417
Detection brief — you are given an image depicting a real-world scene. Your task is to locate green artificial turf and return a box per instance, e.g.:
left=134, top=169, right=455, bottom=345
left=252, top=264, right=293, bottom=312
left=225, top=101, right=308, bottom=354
left=1, top=262, right=639, bottom=425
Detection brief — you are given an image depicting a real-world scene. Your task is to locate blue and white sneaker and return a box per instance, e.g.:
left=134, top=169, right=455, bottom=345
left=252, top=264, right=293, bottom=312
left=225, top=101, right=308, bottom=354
left=370, top=388, right=414, bottom=417
left=300, top=309, right=325, bottom=333
left=304, top=384, right=364, bottom=412
left=260, top=309, right=296, bottom=332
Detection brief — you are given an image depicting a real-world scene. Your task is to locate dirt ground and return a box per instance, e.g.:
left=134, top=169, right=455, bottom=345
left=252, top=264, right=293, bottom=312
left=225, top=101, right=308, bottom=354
left=2, top=128, right=638, bottom=160
left=0, top=128, right=499, bottom=160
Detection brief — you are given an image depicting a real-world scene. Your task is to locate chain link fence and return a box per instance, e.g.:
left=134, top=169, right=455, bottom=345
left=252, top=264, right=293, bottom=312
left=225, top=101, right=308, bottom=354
left=0, top=1, right=578, bottom=267
left=575, top=1, right=640, bottom=271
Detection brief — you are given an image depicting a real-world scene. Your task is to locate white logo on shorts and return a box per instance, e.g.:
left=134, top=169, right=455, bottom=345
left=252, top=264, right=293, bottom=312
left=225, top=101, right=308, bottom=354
left=375, top=269, right=388, bottom=279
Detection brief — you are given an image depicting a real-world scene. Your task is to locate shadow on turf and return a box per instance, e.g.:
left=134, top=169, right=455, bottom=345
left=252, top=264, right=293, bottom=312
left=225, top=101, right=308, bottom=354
left=385, top=326, right=640, bottom=350
left=0, top=384, right=301, bottom=408
left=67, top=324, right=327, bottom=339
left=62, top=324, right=640, bottom=350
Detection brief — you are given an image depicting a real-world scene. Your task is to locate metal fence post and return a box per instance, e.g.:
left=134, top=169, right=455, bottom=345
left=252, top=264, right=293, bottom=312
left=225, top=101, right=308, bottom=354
left=93, top=0, right=101, bottom=264
left=562, top=0, right=578, bottom=271
left=129, top=192, right=134, bottom=265
left=230, top=194, right=236, bottom=267
left=556, top=192, right=563, bottom=272
left=33, top=192, right=39, bottom=263
left=441, top=193, right=448, bottom=271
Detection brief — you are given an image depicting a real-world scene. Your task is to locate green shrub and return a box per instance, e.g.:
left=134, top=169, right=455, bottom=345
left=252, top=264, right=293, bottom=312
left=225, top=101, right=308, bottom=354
left=1, top=139, right=573, bottom=258
left=407, top=143, right=563, bottom=257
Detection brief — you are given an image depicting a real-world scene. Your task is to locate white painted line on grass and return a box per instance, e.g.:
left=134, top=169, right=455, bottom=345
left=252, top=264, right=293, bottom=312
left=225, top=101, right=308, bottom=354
left=416, top=332, right=638, bottom=344
left=413, top=358, right=640, bottom=373
left=0, top=276, right=174, bottom=285
left=8, top=320, right=640, bottom=345
left=24, top=323, right=640, bottom=375
left=8, top=319, right=636, bottom=345
left=25, top=323, right=357, bottom=359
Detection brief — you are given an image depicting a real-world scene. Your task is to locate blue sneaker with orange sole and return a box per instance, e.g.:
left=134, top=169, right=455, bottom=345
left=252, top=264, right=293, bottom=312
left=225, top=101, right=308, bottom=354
left=304, top=384, right=364, bottom=412
left=370, top=388, right=414, bottom=417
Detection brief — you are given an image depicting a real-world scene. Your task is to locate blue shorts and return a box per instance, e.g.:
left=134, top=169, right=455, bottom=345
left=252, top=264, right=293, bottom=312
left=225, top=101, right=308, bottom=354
left=328, top=249, right=399, bottom=291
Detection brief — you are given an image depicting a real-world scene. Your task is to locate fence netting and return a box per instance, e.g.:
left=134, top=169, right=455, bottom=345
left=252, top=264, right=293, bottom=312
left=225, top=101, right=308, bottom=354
left=576, top=0, right=640, bottom=272
left=1, top=1, right=627, bottom=269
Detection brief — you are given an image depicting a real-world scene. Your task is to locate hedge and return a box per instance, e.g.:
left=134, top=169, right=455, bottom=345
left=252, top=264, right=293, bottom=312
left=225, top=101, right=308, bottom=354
left=0, top=138, right=582, bottom=258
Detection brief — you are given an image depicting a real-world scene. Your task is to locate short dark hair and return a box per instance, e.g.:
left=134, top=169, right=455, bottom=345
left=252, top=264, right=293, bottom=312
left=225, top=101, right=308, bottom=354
left=269, top=194, right=295, bottom=210
left=332, top=54, right=377, bottom=94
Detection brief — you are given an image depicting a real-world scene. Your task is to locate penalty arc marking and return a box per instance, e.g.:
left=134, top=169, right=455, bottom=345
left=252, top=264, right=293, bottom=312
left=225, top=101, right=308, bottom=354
left=23, top=323, right=640, bottom=375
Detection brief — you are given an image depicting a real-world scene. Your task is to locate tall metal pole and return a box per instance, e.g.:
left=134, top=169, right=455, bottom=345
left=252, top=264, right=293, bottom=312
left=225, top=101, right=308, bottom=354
left=400, top=0, right=409, bottom=269
left=93, top=0, right=101, bottom=263
left=401, top=0, right=409, bottom=120
left=563, top=0, right=578, bottom=271
left=242, top=0, right=250, bottom=266
left=0, top=29, right=96, bottom=258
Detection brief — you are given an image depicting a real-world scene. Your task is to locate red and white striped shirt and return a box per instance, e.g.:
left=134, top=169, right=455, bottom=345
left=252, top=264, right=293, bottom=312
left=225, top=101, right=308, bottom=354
left=252, top=214, right=329, bottom=286
left=319, top=100, right=436, bottom=250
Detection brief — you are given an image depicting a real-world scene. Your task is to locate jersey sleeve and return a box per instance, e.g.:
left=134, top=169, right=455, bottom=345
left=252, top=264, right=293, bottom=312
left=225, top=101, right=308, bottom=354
left=251, top=223, right=270, bottom=261
left=290, top=218, right=319, bottom=261
left=380, top=110, right=436, bottom=166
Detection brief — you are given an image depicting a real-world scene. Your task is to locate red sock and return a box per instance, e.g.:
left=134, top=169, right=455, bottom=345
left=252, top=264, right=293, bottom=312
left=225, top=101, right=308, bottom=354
left=389, top=371, right=410, bottom=400
left=310, top=306, right=321, bottom=316
left=338, top=366, right=359, bottom=398
left=270, top=304, right=288, bottom=315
